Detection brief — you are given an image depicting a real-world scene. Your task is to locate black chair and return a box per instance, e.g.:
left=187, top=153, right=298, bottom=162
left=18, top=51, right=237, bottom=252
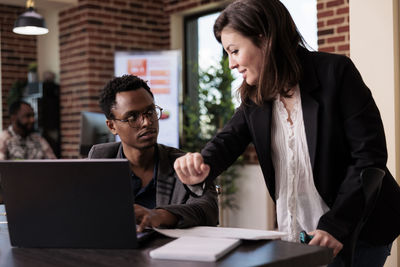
left=342, top=167, right=385, bottom=267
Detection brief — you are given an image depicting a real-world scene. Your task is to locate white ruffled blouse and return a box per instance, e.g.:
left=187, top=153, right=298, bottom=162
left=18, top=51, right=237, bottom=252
left=271, top=85, right=329, bottom=242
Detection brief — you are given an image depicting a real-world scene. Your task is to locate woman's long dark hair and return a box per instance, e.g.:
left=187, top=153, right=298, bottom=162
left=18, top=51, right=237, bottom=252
left=214, top=0, right=305, bottom=105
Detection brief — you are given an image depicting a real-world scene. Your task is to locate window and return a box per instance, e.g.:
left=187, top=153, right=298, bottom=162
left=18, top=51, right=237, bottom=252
left=185, top=11, right=220, bottom=105
left=280, top=0, right=318, bottom=50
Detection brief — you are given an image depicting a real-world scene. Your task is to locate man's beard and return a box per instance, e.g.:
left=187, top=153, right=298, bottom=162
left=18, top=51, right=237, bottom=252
left=16, top=120, right=34, bottom=136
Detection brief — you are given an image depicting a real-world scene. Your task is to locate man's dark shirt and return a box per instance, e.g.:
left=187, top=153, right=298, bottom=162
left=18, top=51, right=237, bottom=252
left=120, top=146, right=158, bottom=209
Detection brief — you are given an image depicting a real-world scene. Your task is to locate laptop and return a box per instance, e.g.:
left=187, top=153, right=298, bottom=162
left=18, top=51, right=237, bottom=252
left=0, top=159, right=154, bottom=249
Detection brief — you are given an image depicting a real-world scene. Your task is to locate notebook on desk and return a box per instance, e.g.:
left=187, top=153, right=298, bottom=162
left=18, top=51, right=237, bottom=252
left=0, top=159, right=154, bottom=249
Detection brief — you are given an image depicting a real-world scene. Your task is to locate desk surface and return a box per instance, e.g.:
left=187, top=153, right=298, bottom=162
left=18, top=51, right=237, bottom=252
left=0, top=206, right=332, bottom=267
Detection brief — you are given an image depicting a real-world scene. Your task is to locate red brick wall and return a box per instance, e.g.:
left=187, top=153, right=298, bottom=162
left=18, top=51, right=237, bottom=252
left=0, top=4, right=37, bottom=129
left=317, top=0, right=350, bottom=57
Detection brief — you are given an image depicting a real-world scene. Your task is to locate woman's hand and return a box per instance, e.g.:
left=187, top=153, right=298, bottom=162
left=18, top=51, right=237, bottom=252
left=134, top=204, right=177, bottom=232
left=173, top=152, right=210, bottom=185
left=308, top=229, right=343, bottom=257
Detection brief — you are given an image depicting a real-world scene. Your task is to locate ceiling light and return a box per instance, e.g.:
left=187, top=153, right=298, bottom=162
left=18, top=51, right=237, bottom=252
left=13, top=0, right=48, bottom=35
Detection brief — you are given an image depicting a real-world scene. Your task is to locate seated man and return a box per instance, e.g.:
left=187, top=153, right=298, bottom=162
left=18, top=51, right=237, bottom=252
left=0, top=100, right=56, bottom=203
left=88, top=75, right=218, bottom=231
left=0, top=100, right=56, bottom=160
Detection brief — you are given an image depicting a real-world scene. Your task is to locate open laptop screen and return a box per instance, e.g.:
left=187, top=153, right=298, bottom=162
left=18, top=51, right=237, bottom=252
left=0, top=159, right=140, bottom=249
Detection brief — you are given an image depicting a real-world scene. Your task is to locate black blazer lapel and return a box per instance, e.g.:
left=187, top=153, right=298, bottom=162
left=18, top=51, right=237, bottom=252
left=245, top=102, right=275, bottom=196
left=300, top=90, right=319, bottom=170
left=298, top=47, right=320, bottom=170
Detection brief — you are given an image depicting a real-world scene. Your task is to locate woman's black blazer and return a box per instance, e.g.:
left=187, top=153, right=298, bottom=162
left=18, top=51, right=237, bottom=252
left=201, top=47, right=400, bottom=245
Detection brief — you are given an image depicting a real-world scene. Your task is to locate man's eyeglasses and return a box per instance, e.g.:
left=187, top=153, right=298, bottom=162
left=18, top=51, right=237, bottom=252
left=113, top=105, right=163, bottom=128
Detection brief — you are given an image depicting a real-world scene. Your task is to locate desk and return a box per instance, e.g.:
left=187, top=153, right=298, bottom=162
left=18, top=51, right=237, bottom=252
left=0, top=206, right=332, bottom=267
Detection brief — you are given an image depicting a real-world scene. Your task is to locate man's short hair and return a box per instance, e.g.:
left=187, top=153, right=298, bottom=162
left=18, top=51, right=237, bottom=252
left=99, top=75, right=153, bottom=119
left=9, top=100, right=31, bottom=116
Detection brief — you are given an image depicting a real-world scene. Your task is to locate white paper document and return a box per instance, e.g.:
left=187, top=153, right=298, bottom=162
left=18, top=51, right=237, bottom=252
left=149, top=236, right=241, bottom=262
left=154, top=226, right=287, bottom=240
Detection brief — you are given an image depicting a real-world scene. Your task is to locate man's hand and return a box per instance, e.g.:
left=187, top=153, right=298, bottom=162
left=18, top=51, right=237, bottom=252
left=308, top=229, right=343, bottom=257
left=134, top=204, right=177, bottom=232
left=173, top=152, right=210, bottom=185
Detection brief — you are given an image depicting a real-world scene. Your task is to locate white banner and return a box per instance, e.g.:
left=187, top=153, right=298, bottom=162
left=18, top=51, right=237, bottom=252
left=114, top=50, right=181, bottom=148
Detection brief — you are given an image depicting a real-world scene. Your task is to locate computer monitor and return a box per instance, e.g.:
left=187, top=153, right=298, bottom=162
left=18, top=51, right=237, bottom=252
left=79, top=111, right=115, bottom=156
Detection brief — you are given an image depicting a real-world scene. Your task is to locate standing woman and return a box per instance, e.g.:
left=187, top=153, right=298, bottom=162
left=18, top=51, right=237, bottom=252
left=174, top=0, right=400, bottom=266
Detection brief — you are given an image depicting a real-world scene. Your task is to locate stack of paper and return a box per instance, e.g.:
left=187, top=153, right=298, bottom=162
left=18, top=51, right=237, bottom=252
left=149, top=226, right=287, bottom=262
left=154, top=226, right=287, bottom=240
left=149, top=236, right=241, bottom=262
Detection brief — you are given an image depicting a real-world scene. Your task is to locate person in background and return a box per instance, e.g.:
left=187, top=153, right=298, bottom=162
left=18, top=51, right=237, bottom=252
left=88, top=75, right=218, bottom=232
left=0, top=100, right=56, bottom=160
left=173, top=0, right=400, bottom=266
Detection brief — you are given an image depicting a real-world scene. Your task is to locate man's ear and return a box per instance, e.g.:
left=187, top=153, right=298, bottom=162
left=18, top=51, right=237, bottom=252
left=106, top=120, right=118, bottom=135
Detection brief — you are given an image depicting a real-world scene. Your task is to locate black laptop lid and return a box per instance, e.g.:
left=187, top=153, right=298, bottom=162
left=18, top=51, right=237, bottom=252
left=0, top=159, right=138, bottom=249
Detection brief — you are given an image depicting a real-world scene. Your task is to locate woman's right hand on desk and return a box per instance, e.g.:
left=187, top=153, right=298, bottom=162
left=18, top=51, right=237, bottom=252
left=174, top=152, right=210, bottom=185
left=308, top=229, right=343, bottom=257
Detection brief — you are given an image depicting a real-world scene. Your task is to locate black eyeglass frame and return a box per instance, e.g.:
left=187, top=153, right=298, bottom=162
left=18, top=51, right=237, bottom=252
left=112, top=105, right=163, bottom=128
